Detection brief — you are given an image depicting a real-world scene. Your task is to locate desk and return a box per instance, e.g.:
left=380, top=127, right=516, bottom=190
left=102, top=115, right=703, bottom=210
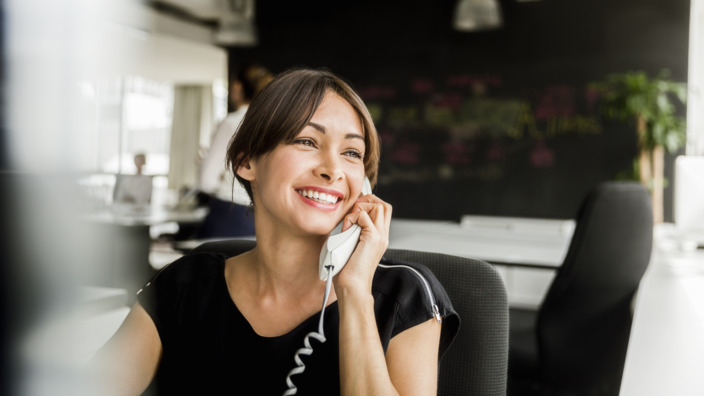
left=389, top=217, right=573, bottom=308
left=83, top=206, right=207, bottom=226
left=619, top=243, right=704, bottom=395
left=390, top=217, right=573, bottom=268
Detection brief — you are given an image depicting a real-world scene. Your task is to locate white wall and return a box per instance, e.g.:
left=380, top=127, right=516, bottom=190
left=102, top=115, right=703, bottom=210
left=94, top=0, right=228, bottom=85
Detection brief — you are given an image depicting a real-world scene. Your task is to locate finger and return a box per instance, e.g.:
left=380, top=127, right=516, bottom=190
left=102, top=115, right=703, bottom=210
left=355, top=193, right=382, bottom=204
left=341, top=208, right=372, bottom=232
left=346, top=203, right=387, bottom=240
left=341, top=209, right=362, bottom=232
left=352, top=201, right=391, bottom=226
left=357, top=195, right=393, bottom=224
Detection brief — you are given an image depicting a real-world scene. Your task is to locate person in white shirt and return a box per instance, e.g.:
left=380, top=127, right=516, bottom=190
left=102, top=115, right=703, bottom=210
left=195, top=62, right=274, bottom=238
left=113, top=152, right=153, bottom=214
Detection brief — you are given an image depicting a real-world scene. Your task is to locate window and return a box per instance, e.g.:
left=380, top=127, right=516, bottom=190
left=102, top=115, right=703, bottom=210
left=87, top=76, right=174, bottom=176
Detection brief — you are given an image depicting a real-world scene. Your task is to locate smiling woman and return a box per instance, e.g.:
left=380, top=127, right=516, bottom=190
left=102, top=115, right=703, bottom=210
left=229, top=68, right=381, bottom=202
left=88, top=68, right=459, bottom=396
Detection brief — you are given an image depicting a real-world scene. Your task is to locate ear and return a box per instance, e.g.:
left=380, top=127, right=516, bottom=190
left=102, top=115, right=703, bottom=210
left=235, top=157, right=256, bottom=181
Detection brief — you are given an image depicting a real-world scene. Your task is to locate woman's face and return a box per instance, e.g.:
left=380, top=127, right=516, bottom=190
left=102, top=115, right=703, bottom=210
left=238, top=91, right=367, bottom=236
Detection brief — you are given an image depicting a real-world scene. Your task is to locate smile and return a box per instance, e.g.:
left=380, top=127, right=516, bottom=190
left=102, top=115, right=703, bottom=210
left=296, top=189, right=341, bottom=205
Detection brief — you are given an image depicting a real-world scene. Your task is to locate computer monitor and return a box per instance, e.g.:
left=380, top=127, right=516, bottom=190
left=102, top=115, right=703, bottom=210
left=673, top=155, right=704, bottom=245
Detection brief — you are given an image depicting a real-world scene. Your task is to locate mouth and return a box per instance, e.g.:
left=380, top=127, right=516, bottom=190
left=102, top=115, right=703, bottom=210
left=296, top=189, right=342, bottom=205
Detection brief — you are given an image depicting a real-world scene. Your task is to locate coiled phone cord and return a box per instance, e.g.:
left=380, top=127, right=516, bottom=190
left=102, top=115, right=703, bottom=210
left=282, top=265, right=334, bottom=396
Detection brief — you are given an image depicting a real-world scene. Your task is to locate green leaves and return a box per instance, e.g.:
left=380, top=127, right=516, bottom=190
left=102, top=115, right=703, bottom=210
left=590, top=69, right=687, bottom=152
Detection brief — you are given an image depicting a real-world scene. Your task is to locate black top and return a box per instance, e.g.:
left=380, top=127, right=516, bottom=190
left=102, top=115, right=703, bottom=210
left=137, top=251, right=459, bottom=395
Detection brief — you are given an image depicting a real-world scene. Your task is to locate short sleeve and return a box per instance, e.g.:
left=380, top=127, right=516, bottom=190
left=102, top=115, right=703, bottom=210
left=373, top=257, right=460, bottom=360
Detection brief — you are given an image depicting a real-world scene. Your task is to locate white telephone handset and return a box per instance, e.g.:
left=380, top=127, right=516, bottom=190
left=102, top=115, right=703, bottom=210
left=318, top=177, right=373, bottom=281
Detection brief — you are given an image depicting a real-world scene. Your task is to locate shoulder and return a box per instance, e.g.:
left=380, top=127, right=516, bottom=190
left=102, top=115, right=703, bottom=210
left=372, top=256, right=460, bottom=358
left=371, top=259, right=439, bottom=330
left=136, top=251, right=229, bottom=332
left=213, top=110, right=246, bottom=138
left=136, top=251, right=228, bottom=307
left=372, top=259, right=441, bottom=308
left=143, top=251, right=227, bottom=288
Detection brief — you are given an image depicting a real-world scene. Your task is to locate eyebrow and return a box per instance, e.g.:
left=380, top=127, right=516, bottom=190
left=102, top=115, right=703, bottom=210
left=307, top=121, right=365, bottom=141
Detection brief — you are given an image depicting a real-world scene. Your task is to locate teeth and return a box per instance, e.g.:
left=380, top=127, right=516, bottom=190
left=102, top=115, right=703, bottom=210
left=298, top=189, right=339, bottom=204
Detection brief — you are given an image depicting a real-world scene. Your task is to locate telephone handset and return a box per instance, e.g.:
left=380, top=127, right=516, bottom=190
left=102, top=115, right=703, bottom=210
left=318, top=177, right=373, bottom=281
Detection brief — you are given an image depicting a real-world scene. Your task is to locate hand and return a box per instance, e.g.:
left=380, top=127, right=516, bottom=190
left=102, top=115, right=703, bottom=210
left=334, top=194, right=393, bottom=295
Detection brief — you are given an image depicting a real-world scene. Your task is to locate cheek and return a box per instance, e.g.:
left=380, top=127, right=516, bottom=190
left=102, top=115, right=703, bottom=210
left=255, top=152, right=304, bottom=193
left=346, top=166, right=367, bottom=196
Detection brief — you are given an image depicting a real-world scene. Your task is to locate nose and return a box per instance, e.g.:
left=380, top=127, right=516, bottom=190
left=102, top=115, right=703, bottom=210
left=314, top=150, right=344, bottom=183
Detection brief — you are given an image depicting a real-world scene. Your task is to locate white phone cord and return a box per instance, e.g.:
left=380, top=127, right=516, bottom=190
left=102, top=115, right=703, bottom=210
left=282, top=265, right=334, bottom=396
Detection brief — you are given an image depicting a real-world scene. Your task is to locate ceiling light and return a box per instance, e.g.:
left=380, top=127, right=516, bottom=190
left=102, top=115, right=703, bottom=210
left=453, top=0, right=503, bottom=31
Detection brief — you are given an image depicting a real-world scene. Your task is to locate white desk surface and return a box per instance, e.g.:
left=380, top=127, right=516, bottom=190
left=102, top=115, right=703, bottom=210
left=81, top=206, right=207, bottom=226
left=389, top=217, right=573, bottom=267
left=619, top=243, right=704, bottom=396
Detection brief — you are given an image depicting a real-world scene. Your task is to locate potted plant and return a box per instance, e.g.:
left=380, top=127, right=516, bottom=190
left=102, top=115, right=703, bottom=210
left=590, top=70, right=687, bottom=223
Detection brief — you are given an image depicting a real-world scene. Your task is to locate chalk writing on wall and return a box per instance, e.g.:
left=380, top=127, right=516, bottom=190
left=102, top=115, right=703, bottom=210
left=359, top=74, right=602, bottom=185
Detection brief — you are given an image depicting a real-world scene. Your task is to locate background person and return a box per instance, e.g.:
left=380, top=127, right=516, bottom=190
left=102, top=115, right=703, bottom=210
left=195, top=62, right=274, bottom=238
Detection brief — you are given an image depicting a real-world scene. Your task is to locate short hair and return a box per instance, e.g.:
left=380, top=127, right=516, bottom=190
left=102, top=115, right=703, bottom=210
left=227, top=67, right=381, bottom=202
left=233, top=62, right=274, bottom=101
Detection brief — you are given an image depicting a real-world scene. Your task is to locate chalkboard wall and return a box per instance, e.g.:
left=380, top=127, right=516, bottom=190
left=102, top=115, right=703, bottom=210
left=228, top=0, right=690, bottom=221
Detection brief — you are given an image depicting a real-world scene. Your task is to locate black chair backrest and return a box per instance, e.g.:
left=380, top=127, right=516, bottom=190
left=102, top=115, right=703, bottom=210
left=537, top=181, right=653, bottom=392
left=382, top=249, right=508, bottom=396
left=192, top=240, right=509, bottom=396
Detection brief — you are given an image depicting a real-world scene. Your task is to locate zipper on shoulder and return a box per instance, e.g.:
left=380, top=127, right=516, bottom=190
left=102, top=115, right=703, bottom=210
left=378, top=263, right=443, bottom=323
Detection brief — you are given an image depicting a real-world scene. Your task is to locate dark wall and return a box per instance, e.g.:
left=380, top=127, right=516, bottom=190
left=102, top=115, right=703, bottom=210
left=228, top=0, right=690, bottom=221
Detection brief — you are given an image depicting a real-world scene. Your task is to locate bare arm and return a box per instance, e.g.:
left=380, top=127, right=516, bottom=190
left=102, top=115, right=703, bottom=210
left=386, top=319, right=442, bottom=395
left=337, top=290, right=442, bottom=396
left=335, top=195, right=442, bottom=395
left=86, top=302, right=162, bottom=395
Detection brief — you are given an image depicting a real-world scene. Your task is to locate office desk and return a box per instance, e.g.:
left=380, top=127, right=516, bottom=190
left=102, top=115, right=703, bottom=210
left=83, top=206, right=207, bottom=226
left=619, top=245, right=704, bottom=396
left=389, top=217, right=573, bottom=308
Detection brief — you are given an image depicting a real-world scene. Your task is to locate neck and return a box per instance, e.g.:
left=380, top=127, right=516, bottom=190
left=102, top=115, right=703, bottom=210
left=239, top=230, right=329, bottom=301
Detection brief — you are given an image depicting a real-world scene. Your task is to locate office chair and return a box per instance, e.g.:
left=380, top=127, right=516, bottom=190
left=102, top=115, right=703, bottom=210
left=192, top=240, right=509, bottom=396
left=508, top=181, right=653, bottom=396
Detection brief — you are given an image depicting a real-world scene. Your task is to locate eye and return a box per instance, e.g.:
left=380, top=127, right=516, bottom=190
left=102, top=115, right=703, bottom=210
left=343, top=149, right=363, bottom=160
left=293, top=138, right=317, bottom=148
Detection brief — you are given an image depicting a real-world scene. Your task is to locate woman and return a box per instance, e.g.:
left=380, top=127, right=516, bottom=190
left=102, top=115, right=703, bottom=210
left=90, top=68, right=458, bottom=395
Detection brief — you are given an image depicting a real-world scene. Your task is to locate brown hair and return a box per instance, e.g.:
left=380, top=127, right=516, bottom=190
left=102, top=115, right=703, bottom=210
left=233, top=62, right=274, bottom=101
left=227, top=67, right=380, bottom=202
